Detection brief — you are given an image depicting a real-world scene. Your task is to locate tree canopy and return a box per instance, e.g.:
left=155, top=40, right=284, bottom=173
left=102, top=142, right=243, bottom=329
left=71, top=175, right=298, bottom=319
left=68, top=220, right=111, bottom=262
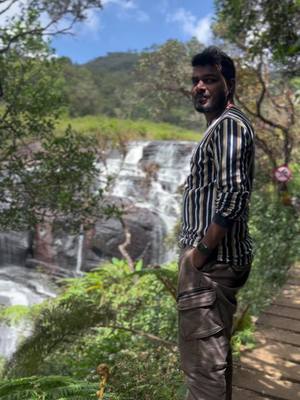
left=0, top=0, right=115, bottom=229
left=214, top=0, right=300, bottom=73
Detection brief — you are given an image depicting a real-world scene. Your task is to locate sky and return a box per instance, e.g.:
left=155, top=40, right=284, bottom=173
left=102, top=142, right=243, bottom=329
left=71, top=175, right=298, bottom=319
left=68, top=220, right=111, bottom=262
left=51, top=0, right=215, bottom=64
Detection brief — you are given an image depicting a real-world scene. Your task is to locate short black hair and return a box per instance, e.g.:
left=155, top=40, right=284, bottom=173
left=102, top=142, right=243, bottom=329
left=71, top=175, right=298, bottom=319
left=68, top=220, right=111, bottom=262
left=192, top=46, right=236, bottom=85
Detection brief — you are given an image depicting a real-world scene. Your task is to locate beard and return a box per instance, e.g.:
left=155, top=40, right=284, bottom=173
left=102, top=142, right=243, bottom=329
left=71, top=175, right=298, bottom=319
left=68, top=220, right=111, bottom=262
left=193, top=92, right=228, bottom=114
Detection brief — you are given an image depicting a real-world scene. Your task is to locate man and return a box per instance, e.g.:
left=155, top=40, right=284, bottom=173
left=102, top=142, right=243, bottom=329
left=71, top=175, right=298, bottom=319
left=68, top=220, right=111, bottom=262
left=177, top=46, right=255, bottom=400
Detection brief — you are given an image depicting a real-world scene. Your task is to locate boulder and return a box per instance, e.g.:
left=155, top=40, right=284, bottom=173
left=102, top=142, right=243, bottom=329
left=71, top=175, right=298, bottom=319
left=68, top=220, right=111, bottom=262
left=84, top=203, right=166, bottom=270
left=0, top=231, right=33, bottom=267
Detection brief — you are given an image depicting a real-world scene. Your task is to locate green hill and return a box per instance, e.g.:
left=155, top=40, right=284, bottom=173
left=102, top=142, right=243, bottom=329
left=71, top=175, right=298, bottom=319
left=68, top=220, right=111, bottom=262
left=57, top=114, right=200, bottom=142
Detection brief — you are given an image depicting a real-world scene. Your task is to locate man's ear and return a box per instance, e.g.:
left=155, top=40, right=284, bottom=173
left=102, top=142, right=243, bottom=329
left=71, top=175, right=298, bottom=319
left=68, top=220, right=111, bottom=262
left=228, top=79, right=235, bottom=99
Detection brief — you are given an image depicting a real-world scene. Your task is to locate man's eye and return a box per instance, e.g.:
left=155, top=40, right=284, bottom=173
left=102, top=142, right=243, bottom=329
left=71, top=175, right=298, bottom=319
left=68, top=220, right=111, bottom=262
left=192, top=78, right=199, bottom=85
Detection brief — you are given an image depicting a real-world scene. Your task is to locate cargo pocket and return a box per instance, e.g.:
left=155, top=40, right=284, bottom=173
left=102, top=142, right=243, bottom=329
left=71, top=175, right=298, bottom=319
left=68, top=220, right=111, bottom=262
left=177, top=287, right=223, bottom=340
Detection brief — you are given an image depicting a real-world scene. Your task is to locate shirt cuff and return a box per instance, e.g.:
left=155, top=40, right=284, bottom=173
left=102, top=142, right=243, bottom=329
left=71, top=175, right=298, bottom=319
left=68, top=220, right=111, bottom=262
left=212, top=213, right=234, bottom=229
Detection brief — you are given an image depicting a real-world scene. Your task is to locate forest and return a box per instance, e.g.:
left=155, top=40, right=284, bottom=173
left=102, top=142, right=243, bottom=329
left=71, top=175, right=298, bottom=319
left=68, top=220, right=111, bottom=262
left=0, top=0, right=299, bottom=399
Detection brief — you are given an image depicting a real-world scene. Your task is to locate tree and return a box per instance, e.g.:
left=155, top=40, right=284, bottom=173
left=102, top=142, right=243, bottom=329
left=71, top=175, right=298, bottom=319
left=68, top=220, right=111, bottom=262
left=0, top=0, right=103, bottom=55
left=233, top=58, right=298, bottom=169
left=213, top=1, right=300, bottom=183
left=214, top=0, right=300, bottom=73
left=58, top=57, right=101, bottom=117
left=0, top=1, right=121, bottom=230
left=131, top=39, right=206, bottom=129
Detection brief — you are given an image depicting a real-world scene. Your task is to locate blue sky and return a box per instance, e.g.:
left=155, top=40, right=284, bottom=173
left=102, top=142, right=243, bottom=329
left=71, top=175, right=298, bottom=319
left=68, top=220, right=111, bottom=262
left=52, top=0, right=215, bottom=64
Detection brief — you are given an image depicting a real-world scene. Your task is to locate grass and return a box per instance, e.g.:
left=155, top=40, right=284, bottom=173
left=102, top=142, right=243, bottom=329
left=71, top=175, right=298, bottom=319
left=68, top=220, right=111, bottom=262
left=56, top=114, right=201, bottom=142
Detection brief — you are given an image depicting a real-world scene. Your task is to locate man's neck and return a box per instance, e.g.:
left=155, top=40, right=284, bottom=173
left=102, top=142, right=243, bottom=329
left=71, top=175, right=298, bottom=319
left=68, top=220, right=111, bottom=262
left=205, top=102, right=234, bottom=126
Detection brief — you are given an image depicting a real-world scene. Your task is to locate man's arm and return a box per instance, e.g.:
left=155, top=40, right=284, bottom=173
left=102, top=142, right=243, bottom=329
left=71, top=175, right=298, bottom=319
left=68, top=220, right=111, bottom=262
left=188, top=222, right=228, bottom=270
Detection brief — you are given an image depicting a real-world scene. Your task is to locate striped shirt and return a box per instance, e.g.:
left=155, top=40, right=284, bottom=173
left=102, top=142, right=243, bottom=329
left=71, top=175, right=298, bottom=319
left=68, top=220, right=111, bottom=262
left=179, top=105, right=255, bottom=266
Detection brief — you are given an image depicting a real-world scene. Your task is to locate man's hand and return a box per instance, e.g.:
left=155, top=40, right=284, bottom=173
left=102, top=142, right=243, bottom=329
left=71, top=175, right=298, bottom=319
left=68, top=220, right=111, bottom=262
left=184, top=247, right=208, bottom=271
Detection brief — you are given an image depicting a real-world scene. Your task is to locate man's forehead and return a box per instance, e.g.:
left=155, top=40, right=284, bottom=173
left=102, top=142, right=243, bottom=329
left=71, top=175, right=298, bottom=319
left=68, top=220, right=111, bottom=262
left=192, top=64, right=222, bottom=77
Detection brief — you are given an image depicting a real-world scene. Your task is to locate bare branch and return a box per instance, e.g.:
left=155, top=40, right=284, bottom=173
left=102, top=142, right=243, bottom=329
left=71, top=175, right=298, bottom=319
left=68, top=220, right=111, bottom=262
left=151, top=265, right=177, bottom=301
left=0, top=14, right=78, bottom=55
left=118, top=206, right=135, bottom=272
left=254, top=65, right=288, bottom=133
left=254, top=135, right=277, bottom=169
left=94, top=323, right=177, bottom=350
left=0, top=0, right=19, bottom=16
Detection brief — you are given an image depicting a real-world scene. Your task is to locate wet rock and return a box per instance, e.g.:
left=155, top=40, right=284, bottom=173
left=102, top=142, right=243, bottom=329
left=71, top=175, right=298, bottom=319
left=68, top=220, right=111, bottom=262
left=84, top=203, right=166, bottom=271
left=0, top=231, right=33, bottom=267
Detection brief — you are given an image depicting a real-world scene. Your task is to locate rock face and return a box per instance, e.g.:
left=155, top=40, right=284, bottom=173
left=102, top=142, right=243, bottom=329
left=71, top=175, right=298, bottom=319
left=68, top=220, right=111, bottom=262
left=27, top=201, right=166, bottom=273
left=0, top=231, right=33, bottom=267
left=0, top=140, right=197, bottom=272
left=84, top=203, right=166, bottom=270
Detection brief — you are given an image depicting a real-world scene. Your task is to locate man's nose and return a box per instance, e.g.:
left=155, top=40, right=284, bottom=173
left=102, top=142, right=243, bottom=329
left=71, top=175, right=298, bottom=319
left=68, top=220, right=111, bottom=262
left=195, top=80, right=206, bottom=92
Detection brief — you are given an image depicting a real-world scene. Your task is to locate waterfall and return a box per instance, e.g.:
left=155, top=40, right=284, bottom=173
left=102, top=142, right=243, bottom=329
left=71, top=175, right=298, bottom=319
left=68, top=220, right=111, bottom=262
left=0, top=140, right=199, bottom=356
left=102, top=140, right=196, bottom=262
left=0, top=231, right=32, bottom=267
left=0, top=266, right=56, bottom=358
left=75, top=225, right=84, bottom=274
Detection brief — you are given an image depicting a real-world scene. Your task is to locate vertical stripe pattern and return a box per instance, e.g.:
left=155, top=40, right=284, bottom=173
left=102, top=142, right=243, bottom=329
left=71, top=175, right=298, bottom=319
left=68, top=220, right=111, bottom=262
left=179, top=106, right=255, bottom=266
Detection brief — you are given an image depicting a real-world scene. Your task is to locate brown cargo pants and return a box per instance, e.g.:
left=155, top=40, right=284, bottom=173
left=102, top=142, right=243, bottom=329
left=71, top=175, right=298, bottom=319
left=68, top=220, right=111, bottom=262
left=177, top=248, right=251, bottom=400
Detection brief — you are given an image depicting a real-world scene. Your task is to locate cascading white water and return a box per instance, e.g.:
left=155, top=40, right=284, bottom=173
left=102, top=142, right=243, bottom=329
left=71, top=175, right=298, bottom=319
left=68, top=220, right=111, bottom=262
left=101, top=140, right=196, bottom=261
left=75, top=225, right=84, bottom=274
left=0, top=140, right=198, bottom=356
left=0, top=266, right=56, bottom=358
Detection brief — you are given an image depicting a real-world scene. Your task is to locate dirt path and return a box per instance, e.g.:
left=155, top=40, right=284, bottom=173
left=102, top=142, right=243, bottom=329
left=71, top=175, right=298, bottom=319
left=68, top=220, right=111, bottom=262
left=233, top=264, right=300, bottom=399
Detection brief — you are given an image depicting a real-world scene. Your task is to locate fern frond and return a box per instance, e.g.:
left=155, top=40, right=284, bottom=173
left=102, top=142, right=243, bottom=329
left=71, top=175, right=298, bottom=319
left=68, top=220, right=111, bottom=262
left=0, top=376, right=98, bottom=400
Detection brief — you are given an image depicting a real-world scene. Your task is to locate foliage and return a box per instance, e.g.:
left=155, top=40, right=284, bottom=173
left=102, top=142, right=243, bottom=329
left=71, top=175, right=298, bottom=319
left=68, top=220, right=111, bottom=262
left=57, top=45, right=206, bottom=129
left=57, top=52, right=140, bottom=118
left=0, top=0, right=103, bottom=56
left=56, top=114, right=200, bottom=142
left=0, top=306, right=33, bottom=326
left=3, top=260, right=184, bottom=398
left=0, top=4, right=114, bottom=230
left=212, top=1, right=300, bottom=171
left=233, top=59, right=298, bottom=169
left=231, top=311, right=256, bottom=358
left=214, top=0, right=300, bottom=71
left=5, top=262, right=178, bottom=378
left=84, top=52, right=140, bottom=119
left=131, top=39, right=205, bottom=129
left=238, top=171, right=300, bottom=314
left=2, top=176, right=300, bottom=393
left=0, top=375, right=99, bottom=399
left=58, top=58, right=102, bottom=117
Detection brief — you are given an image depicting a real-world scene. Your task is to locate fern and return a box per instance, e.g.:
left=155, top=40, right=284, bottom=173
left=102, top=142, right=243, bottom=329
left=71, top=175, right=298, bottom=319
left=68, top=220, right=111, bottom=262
left=0, top=376, right=98, bottom=399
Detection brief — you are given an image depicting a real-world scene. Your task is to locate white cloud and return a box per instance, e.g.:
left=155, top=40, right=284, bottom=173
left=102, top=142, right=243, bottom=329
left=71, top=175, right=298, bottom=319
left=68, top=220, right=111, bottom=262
left=167, top=8, right=213, bottom=45
left=78, top=8, right=102, bottom=35
left=103, top=0, right=149, bottom=23
left=102, top=0, right=137, bottom=9
left=0, top=1, right=101, bottom=36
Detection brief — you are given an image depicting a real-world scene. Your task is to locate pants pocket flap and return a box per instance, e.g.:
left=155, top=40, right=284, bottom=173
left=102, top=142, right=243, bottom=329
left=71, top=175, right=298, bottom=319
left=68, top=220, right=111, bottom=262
left=177, top=288, right=216, bottom=310
left=178, top=288, right=223, bottom=340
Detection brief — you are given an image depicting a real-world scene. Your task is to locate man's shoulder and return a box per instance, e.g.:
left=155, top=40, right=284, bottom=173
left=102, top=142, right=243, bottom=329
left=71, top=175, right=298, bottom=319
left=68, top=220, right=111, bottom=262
left=222, top=106, right=253, bottom=130
left=214, top=106, right=254, bottom=136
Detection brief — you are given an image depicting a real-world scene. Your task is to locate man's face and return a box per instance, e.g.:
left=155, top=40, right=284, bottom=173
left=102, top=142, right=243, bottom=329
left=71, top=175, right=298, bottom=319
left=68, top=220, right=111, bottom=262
left=191, top=64, right=230, bottom=115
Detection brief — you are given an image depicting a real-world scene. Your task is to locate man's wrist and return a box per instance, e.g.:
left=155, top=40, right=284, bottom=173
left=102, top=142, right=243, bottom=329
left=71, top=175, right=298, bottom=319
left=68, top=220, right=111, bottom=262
left=195, top=241, right=213, bottom=256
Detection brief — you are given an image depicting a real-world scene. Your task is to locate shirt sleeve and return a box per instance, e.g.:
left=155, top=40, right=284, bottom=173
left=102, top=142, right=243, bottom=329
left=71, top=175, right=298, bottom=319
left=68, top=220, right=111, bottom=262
left=211, top=117, right=253, bottom=229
